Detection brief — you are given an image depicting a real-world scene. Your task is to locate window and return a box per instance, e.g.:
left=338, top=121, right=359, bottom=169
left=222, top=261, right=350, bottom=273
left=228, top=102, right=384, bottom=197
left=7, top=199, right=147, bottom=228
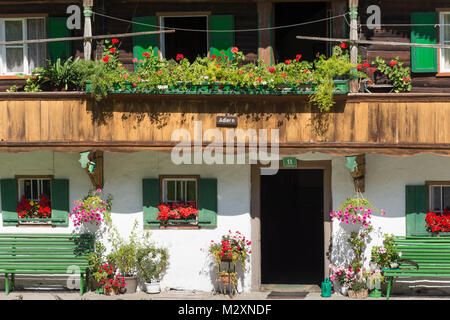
left=0, top=17, right=45, bottom=75
left=161, top=176, right=198, bottom=204
left=17, top=177, right=51, bottom=201
left=439, top=12, right=450, bottom=73
left=429, top=183, right=450, bottom=213
left=159, top=15, right=208, bottom=61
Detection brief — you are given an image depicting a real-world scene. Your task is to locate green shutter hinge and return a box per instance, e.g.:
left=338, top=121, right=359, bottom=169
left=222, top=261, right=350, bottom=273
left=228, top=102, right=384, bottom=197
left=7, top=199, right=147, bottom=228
left=349, top=7, right=358, bottom=20
left=83, top=6, right=93, bottom=17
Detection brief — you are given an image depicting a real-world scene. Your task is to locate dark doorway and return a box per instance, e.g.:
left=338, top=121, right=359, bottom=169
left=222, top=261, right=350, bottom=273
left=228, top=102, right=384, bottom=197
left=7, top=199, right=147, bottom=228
left=163, top=16, right=208, bottom=61
left=261, top=169, right=324, bottom=285
left=274, top=2, right=329, bottom=63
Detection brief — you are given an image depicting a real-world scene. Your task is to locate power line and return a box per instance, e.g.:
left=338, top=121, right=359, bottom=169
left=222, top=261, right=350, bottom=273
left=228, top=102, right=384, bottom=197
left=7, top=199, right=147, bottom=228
left=91, top=11, right=350, bottom=33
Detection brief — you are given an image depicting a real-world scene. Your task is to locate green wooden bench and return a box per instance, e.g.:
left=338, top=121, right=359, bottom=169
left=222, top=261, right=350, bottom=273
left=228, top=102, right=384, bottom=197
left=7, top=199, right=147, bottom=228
left=0, top=233, right=94, bottom=296
left=383, top=236, right=450, bottom=299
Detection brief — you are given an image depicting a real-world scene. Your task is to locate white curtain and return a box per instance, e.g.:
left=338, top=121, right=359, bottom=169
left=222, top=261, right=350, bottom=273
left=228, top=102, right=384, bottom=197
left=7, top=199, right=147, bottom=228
left=27, top=18, right=45, bottom=72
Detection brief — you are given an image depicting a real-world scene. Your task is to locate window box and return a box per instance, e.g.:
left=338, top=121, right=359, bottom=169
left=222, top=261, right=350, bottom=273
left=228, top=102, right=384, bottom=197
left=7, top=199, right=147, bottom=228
left=85, top=79, right=349, bottom=96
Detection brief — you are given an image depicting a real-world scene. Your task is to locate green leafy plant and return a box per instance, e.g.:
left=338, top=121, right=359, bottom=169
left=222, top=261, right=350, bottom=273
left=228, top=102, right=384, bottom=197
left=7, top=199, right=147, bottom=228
left=371, top=234, right=401, bottom=269
left=350, top=280, right=368, bottom=292
left=25, top=57, right=83, bottom=91
left=372, top=56, right=412, bottom=93
left=107, top=220, right=152, bottom=277
left=136, top=245, right=169, bottom=283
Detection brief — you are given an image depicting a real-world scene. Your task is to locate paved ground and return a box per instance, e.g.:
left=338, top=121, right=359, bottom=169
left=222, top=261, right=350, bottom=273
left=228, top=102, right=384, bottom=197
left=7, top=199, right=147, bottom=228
left=0, top=289, right=449, bottom=300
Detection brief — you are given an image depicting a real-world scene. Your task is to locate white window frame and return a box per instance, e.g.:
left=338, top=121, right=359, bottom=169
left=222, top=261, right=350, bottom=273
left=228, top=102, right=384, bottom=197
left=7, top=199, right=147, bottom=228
left=158, top=14, right=209, bottom=59
left=429, top=184, right=450, bottom=214
left=161, top=177, right=198, bottom=205
left=0, top=17, right=45, bottom=75
left=439, top=12, right=450, bottom=73
left=18, top=177, right=52, bottom=202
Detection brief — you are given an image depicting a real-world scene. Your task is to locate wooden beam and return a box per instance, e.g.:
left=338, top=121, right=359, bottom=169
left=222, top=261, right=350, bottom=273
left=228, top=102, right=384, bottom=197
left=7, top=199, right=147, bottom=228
left=257, top=1, right=274, bottom=65
left=85, top=150, right=103, bottom=189
left=0, top=29, right=175, bottom=45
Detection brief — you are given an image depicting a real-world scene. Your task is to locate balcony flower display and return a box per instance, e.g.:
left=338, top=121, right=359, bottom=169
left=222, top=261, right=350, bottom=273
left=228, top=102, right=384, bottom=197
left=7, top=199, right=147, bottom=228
left=16, top=194, right=51, bottom=219
left=70, top=188, right=113, bottom=227
left=21, top=39, right=362, bottom=112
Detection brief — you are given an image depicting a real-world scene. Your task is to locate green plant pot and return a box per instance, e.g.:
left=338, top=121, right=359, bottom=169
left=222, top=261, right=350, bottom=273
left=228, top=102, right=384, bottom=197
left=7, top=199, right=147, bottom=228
left=333, top=79, right=349, bottom=94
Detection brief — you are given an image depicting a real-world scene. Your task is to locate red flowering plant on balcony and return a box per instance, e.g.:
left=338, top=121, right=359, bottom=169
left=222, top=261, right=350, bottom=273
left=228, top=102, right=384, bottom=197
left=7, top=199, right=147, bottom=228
left=426, top=210, right=450, bottom=233
left=207, top=230, right=252, bottom=269
left=16, top=194, right=52, bottom=219
left=156, top=202, right=199, bottom=224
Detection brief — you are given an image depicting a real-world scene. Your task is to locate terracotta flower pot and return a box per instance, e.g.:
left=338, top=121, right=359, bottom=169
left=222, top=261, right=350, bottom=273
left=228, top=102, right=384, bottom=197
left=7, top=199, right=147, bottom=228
left=123, top=275, right=138, bottom=294
left=220, top=274, right=231, bottom=285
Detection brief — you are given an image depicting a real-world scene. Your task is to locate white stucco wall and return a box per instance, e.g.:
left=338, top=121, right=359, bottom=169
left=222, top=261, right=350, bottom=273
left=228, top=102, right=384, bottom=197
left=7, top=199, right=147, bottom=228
left=2, top=151, right=450, bottom=294
left=0, top=150, right=252, bottom=293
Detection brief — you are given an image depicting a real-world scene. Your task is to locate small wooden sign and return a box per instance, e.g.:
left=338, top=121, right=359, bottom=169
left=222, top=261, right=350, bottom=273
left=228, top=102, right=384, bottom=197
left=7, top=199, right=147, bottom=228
left=216, top=116, right=238, bottom=128
left=282, top=157, right=298, bottom=168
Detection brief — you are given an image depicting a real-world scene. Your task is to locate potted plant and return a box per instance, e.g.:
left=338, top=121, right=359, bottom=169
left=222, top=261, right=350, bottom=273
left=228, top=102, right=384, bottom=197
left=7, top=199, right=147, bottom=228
left=16, top=194, right=52, bottom=225
left=329, top=264, right=355, bottom=295
left=348, top=280, right=368, bottom=299
left=208, top=230, right=251, bottom=268
left=107, top=242, right=139, bottom=294
left=107, top=220, right=151, bottom=293
left=136, top=245, right=169, bottom=294
left=70, top=188, right=113, bottom=228
left=94, top=263, right=126, bottom=296
left=156, top=202, right=199, bottom=228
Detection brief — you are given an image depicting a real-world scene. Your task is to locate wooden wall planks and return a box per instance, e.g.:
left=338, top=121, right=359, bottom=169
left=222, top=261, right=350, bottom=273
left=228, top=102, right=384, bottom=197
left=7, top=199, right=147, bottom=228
left=0, top=94, right=450, bottom=155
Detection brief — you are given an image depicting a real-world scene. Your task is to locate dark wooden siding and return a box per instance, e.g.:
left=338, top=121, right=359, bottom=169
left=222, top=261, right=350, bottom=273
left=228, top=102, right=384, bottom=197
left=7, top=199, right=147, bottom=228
left=95, top=1, right=258, bottom=69
left=359, top=0, right=450, bottom=92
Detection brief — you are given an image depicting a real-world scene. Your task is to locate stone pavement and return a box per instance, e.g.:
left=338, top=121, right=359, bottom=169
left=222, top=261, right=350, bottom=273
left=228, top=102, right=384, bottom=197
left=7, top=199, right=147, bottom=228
left=0, top=289, right=450, bottom=300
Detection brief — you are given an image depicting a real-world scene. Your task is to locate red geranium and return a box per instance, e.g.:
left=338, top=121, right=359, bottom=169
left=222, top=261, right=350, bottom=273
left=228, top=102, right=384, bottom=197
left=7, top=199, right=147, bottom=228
left=268, top=66, right=275, bottom=73
left=285, top=59, right=291, bottom=65
left=389, top=60, right=398, bottom=67
left=231, top=47, right=239, bottom=54
left=426, top=210, right=450, bottom=233
left=16, top=194, right=52, bottom=219
left=142, top=51, right=150, bottom=58
left=340, top=42, right=348, bottom=49
left=109, top=48, right=116, bottom=54
left=176, top=53, right=184, bottom=61
left=157, top=202, right=198, bottom=222
left=112, top=38, right=119, bottom=44
left=102, top=55, right=110, bottom=63
left=295, top=54, right=302, bottom=61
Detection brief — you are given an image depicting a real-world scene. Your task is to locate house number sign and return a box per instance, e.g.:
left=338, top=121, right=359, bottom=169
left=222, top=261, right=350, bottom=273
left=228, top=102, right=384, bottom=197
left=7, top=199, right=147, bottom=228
left=282, top=157, right=298, bottom=168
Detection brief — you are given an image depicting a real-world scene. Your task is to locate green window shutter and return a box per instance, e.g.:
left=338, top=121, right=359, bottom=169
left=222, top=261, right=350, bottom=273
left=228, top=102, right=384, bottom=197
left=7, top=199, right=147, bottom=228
left=51, top=179, right=69, bottom=227
left=132, top=16, right=159, bottom=62
left=143, top=178, right=160, bottom=227
left=198, top=178, right=218, bottom=228
left=405, top=185, right=429, bottom=236
left=209, top=15, right=235, bottom=60
left=1, top=179, right=18, bottom=227
left=411, top=12, right=437, bottom=73
left=46, top=17, right=72, bottom=62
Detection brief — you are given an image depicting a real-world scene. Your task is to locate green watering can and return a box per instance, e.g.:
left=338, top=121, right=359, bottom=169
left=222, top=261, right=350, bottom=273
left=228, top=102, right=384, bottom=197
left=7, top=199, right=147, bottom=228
left=321, top=278, right=332, bottom=297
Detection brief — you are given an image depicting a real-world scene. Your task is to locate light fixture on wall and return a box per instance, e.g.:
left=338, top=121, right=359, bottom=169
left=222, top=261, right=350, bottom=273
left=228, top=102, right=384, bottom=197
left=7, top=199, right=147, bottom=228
left=79, top=150, right=97, bottom=174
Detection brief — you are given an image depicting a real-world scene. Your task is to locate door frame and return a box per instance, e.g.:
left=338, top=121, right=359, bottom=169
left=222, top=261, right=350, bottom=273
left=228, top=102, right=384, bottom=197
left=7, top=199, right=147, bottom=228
left=250, top=160, right=332, bottom=291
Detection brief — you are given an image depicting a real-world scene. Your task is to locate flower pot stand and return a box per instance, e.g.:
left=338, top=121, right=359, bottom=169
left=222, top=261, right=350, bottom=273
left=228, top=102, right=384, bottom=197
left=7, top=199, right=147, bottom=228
left=218, top=256, right=236, bottom=296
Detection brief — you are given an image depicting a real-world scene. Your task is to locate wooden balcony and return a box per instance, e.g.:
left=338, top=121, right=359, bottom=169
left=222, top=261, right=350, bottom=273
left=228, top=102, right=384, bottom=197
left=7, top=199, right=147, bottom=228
left=0, top=92, right=450, bottom=156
